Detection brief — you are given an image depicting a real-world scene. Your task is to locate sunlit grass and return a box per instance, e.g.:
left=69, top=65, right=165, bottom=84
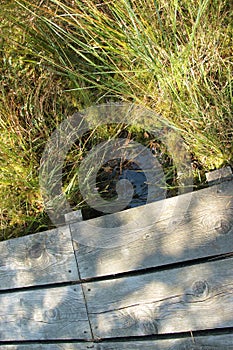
left=0, top=0, right=232, bottom=239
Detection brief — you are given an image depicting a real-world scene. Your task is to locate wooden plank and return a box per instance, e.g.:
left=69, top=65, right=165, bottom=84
left=83, top=258, right=233, bottom=338
left=0, top=284, right=91, bottom=341
left=0, top=344, right=96, bottom=350
left=0, top=226, right=79, bottom=290
left=70, top=180, right=233, bottom=278
left=1, top=334, right=233, bottom=349
left=97, top=334, right=233, bottom=349
left=65, top=210, right=83, bottom=224
left=206, top=166, right=232, bottom=184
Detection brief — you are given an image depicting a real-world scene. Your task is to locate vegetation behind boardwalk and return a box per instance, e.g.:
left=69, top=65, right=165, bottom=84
left=0, top=0, right=232, bottom=240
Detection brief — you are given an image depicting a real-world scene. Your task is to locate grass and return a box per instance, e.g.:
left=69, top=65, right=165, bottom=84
left=0, top=0, right=232, bottom=240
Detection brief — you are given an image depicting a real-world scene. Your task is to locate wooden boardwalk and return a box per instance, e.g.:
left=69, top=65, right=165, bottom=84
left=0, top=179, right=233, bottom=349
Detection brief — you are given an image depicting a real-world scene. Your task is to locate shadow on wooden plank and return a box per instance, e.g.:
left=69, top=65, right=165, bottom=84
left=82, top=258, right=233, bottom=338
left=0, top=181, right=232, bottom=343
left=0, top=285, right=91, bottom=341
left=1, top=333, right=233, bottom=349
left=0, top=226, right=79, bottom=290
left=70, top=180, right=233, bottom=278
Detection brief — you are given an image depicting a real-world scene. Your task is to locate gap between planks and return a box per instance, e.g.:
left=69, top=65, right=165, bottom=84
left=1, top=257, right=233, bottom=342
left=1, top=333, right=233, bottom=349
left=70, top=180, right=233, bottom=279
left=1, top=180, right=232, bottom=289
left=82, top=257, right=233, bottom=338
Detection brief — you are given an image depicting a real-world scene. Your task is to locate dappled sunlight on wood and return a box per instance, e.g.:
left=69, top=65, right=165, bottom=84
left=71, top=180, right=233, bottom=278
left=85, top=259, right=233, bottom=338
left=0, top=227, right=78, bottom=290
left=0, top=180, right=232, bottom=347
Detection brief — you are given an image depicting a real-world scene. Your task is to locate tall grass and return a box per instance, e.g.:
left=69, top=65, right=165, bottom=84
left=16, top=0, right=232, bottom=162
left=0, top=0, right=232, bottom=239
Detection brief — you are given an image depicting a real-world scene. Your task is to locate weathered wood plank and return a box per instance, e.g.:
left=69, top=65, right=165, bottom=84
left=83, top=258, right=233, bottom=338
left=71, top=180, right=233, bottom=279
left=65, top=210, right=83, bottom=223
left=0, top=284, right=91, bottom=341
left=97, top=334, right=233, bottom=349
left=0, top=226, right=79, bottom=290
left=1, top=334, right=233, bottom=349
left=206, top=166, right=232, bottom=184
left=0, top=345, right=95, bottom=350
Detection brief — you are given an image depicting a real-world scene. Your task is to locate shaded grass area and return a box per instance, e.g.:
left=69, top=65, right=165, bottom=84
left=0, top=0, right=232, bottom=240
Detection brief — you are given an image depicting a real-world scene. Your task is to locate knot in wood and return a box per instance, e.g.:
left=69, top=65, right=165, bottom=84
left=45, top=308, right=60, bottom=321
left=29, top=242, right=44, bottom=259
left=192, top=280, right=209, bottom=298
left=214, top=219, right=231, bottom=234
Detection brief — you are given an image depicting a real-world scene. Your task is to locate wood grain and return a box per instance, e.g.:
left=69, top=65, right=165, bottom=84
left=0, top=345, right=95, bottom=350
left=0, top=226, right=79, bottom=290
left=98, top=333, right=233, bottom=349
left=70, top=180, right=233, bottom=279
left=65, top=210, right=83, bottom=224
left=0, top=284, right=91, bottom=341
left=1, top=333, right=233, bottom=348
left=206, top=166, right=232, bottom=184
left=83, top=258, right=233, bottom=338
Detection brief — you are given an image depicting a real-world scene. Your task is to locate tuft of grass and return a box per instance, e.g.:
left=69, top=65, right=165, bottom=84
left=0, top=0, right=232, bottom=239
left=14, top=0, right=232, bottom=165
